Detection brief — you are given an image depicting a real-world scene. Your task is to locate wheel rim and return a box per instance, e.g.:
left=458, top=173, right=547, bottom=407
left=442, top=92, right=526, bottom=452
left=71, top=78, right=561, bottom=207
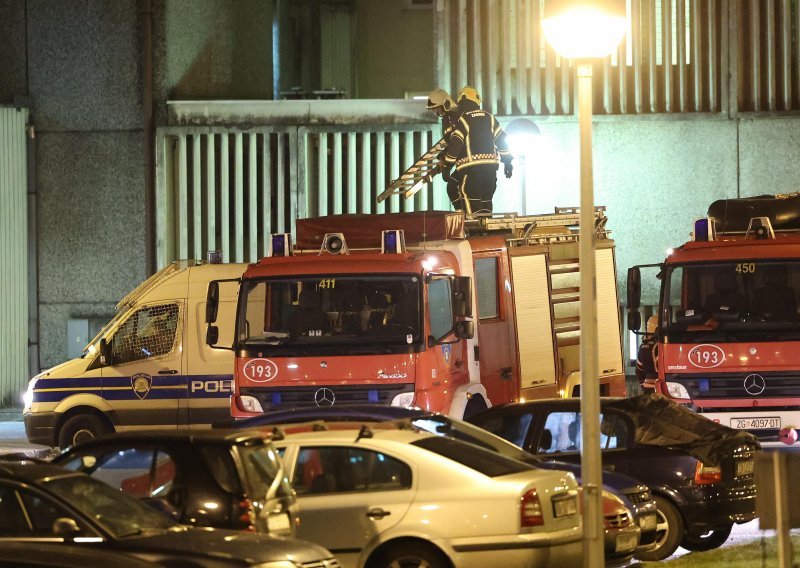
left=72, top=428, right=96, bottom=446
left=653, top=507, right=670, bottom=549
left=387, top=556, right=433, bottom=568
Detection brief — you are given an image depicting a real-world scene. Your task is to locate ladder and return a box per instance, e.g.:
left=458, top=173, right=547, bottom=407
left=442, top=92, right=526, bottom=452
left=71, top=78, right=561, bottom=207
left=376, top=138, right=447, bottom=203
left=464, top=207, right=609, bottom=244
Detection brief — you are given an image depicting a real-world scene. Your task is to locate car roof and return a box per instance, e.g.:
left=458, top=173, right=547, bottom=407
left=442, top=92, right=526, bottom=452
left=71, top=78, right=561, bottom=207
left=479, top=397, right=626, bottom=413
left=68, top=428, right=269, bottom=447
left=231, top=405, right=430, bottom=428
left=0, top=460, right=81, bottom=484
left=273, top=425, right=433, bottom=445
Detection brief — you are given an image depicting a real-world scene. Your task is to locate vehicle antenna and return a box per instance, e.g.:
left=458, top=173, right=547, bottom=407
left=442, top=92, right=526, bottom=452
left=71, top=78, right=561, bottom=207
left=354, top=424, right=374, bottom=442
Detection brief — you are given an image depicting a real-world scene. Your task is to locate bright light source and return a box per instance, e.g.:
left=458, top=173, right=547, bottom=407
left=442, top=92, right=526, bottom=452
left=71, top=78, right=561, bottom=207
left=666, top=248, right=674, bottom=256
left=542, top=1, right=627, bottom=59
left=506, top=118, right=541, bottom=159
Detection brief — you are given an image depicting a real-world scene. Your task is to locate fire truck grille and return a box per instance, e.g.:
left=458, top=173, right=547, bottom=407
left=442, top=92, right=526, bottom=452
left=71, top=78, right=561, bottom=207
left=241, top=383, right=415, bottom=410
left=666, top=372, right=800, bottom=407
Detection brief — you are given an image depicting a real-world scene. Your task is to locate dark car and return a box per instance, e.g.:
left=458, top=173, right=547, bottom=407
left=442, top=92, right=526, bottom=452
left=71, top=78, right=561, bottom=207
left=468, top=394, right=759, bottom=561
left=51, top=429, right=298, bottom=537
left=233, top=405, right=658, bottom=560
left=0, top=542, right=159, bottom=568
left=0, top=460, right=337, bottom=567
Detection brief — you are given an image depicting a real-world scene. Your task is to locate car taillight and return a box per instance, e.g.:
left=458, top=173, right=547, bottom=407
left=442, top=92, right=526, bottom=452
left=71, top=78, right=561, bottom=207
left=694, top=461, right=722, bottom=485
left=234, top=395, right=263, bottom=414
left=521, top=488, right=544, bottom=527
left=235, top=497, right=256, bottom=531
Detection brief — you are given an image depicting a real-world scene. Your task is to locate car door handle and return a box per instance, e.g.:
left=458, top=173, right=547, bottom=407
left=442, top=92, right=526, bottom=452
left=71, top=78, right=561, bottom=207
left=366, top=508, right=391, bottom=520
left=158, top=369, right=178, bottom=375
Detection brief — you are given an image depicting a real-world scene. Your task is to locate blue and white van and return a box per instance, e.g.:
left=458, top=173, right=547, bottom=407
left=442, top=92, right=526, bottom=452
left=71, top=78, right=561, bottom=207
left=23, top=261, right=244, bottom=448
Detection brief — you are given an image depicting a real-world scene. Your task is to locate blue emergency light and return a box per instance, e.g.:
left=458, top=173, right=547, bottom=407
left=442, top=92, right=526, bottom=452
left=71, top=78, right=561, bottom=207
left=693, top=217, right=716, bottom=242
left=270, top=233, right=292, bottom=257
left=381, top=230, right=406, bottom=254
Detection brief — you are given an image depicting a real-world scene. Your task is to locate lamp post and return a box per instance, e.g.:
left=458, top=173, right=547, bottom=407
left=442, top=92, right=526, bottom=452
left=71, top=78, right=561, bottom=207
left=542, top=2, right=626, bottom=567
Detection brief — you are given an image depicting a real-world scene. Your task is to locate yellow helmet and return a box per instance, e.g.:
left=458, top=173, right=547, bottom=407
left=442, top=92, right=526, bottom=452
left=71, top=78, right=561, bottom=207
left=457, top=86, right=481, bottom=105
left=426, top=88, right=456, bottom=112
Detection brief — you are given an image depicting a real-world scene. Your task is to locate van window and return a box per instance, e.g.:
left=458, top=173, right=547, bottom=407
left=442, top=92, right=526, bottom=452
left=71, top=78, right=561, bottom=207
left=111, top=303, right=179, bottom=365
left=428, top=279, right=453, bottom=339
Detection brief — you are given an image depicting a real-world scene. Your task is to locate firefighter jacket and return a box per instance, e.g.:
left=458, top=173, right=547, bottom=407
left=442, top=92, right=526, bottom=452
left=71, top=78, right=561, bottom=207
left=443, top=101, right=512, bottom=172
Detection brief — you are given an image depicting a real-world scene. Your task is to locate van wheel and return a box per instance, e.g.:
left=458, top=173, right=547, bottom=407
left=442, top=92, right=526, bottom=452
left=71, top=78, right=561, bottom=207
left=680, top=524, right=733, bottom=551
left=370, top=542, right=448, bottom=568
left=58, top=414, right=112, bottom=449
left=634, top=495, right=684, bottom=561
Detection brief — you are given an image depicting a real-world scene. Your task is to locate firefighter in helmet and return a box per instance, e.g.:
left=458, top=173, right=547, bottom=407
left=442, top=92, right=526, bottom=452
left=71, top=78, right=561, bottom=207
left=426, top=88, right=461, bottom=140
left=441, top=86, right=513, bottom=215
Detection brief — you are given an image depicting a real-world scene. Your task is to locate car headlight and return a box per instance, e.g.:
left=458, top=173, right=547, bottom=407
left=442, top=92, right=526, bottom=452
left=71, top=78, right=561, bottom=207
left=252, top=562, right=297, bottom=568
left=664, top=381, right=691, bottom=400
left=390, top=392, right=415, bottom=408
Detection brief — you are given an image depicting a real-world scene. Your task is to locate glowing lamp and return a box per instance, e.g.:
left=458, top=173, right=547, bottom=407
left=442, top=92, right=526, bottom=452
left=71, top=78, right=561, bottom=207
left=542, top=0, right=627, bottom=59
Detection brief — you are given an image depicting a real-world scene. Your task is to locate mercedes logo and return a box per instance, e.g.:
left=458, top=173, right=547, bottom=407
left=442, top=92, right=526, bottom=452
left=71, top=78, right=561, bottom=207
left=743, top=374, right=766, bottom=396
left=314, top=387, right=335, bottom=406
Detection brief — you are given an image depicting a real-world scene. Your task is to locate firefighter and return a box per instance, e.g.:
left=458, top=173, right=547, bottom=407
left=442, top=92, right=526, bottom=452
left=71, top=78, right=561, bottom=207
left=635, top=315, right=659, bottom=391
left=441, top=86, right=513, bottom=215
left=425, top=88, right=461, bottom=140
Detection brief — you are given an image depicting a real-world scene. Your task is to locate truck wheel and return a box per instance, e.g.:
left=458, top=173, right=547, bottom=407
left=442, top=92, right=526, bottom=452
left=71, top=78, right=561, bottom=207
left=680, top=524, right=733, bottom=551
left=370, top=542, right=448, bottom=568
left=463, top=396, right=487, bottom=419
left=634, top=495, right=684, bottom=561
left=58, top=414, right=112, bottom=449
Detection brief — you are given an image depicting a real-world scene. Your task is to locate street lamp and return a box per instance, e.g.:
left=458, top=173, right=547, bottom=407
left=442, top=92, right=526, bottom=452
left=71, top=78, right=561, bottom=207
left=542, top=2, right=626, bottom=568
left=506, top=118, right=541, bottom=214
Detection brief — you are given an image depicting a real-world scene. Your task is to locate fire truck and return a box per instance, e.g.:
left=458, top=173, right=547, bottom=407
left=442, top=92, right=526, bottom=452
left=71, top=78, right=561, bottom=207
left=627, top=194, right=800, bottom=436
left=206, top=209, right=626, bottom=419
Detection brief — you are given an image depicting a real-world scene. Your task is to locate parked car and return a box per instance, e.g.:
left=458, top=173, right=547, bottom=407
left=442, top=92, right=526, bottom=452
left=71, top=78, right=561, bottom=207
left=271, top=425, right=582, bottom=568
left=0, top=460, right=338, bottom=567
left=235, top=405, right=659, bottom=557
left=598, top=489, right=640, bottom=567
left=51, top=429, right=297, bottom=537
left=468, top=394, right=759, bottom=560
left=0, top=542, right=159, bottom=568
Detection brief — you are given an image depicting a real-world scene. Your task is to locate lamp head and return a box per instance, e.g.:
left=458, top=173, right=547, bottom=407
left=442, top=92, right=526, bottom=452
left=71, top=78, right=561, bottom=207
left=542, top=0, right=627, bottom=59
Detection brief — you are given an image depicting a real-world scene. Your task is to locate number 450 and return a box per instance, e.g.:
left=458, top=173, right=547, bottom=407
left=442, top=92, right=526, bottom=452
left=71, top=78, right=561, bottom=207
left=735, top=263, right=756, bottom=273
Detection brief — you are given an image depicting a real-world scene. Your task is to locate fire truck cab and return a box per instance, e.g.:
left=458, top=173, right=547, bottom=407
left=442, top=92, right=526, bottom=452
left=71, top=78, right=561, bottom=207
left=628, top=194, right=800, bottom=436
left=208, top=209, right=626, bottom=420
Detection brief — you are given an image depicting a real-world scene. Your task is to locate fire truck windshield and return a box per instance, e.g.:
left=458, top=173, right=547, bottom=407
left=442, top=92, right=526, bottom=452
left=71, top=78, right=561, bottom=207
left=664, top=261, right=800, bottom=341
left=237, top=275, right=422, bottom=354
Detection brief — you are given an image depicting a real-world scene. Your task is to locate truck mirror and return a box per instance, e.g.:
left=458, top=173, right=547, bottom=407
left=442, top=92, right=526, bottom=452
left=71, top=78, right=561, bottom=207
left=453, top=276, right=473, bottom=318
left=456, top=320, right=475, bottom=339
left=206, top=281, right=220, bottom=324
left=99, top=338, right=111, bottom=366
left=627, top=267, right=641, bottom=311
left=627, top=310, right=642, bottom=332
left=206, top=325, right=219, bottom=347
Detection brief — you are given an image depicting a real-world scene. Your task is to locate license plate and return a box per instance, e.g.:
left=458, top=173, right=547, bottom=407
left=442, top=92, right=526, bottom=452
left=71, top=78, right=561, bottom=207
left=615, top=532, right=639, bottom=553
left=639, top=513, right=657, bottom=531
left=736, top=460, right=755, bottom=477
left=730, top=417, right=781, bottom=430
left=266, top=512, right=291, bottom=534
left=553, top=496, right=578, bottom=518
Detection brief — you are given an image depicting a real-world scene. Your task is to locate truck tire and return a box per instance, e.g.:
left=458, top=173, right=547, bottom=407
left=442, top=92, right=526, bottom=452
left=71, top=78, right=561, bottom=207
left=58, top=413, right=112, bottom=449
left=463, top=396, right=487, bottom=420
left=680, top=524, right=733, bottom=552
left=634, top=495, right=684, bottom=561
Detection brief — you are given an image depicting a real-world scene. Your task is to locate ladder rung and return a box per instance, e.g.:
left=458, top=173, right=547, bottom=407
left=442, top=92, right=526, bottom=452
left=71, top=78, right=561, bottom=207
left=555, top=323, right=581, bottom=334
left=549, top=261, right=579, bottom=274
left=557, top=334, right=581, bottom=347
left=552, top=292, right=580, bottom=304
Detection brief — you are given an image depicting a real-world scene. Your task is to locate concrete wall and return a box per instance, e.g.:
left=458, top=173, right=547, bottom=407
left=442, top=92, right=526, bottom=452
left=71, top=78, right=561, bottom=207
left=25, top=0, right=146, bottom=369
left=354, top=0, right=434, bottom=98
left=0, top=0, right=27, bottom=103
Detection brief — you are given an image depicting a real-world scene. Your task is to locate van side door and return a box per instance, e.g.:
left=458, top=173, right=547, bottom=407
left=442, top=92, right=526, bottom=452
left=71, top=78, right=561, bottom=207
left=101, top=302, right=184, bottom=430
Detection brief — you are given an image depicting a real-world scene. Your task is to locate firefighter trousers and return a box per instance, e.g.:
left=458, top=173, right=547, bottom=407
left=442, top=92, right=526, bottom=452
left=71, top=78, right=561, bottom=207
left=446, top=164, right=498, bottom=215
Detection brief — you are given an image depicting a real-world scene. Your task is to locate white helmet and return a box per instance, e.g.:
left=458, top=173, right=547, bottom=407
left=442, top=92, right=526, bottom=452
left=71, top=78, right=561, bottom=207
left=426, top=88, right=456, bottom=112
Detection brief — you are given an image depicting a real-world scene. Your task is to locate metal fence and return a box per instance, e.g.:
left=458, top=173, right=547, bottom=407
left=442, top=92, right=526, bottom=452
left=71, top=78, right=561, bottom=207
left=0, top=107, right=29, bottom=404
left=155, top=124, right=447, bottom=268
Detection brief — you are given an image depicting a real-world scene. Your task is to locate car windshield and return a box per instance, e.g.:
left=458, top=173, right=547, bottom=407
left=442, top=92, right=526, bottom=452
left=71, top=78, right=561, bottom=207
left=43, top=474, right=178, bottom=538
left=408, top=417, right=532, bottom=461
left=239, top=444, right=293, bottom=501
left=664, top=261, right=800, bottom=342
left=237, top=275, right=422, bottom=355
left=411, top=436, right=533, bottom=477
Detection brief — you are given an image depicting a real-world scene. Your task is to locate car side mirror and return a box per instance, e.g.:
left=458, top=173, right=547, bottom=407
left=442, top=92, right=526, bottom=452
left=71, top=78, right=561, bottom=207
left=99, top=338, right=111, bottom=366
left=206, top=325, right=219, bottom=347
left=53, top=517, right=81, bottom=539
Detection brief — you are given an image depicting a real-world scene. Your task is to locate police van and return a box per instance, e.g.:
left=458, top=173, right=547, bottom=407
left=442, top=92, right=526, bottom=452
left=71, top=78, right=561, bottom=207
left=24, top=260, right=244, bottom=448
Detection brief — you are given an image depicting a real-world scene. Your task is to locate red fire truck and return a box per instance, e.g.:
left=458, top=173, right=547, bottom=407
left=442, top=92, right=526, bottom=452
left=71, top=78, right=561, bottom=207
left=207, top=209, right=626, bottom=419
left=627, top=194, right=800, bottom=436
